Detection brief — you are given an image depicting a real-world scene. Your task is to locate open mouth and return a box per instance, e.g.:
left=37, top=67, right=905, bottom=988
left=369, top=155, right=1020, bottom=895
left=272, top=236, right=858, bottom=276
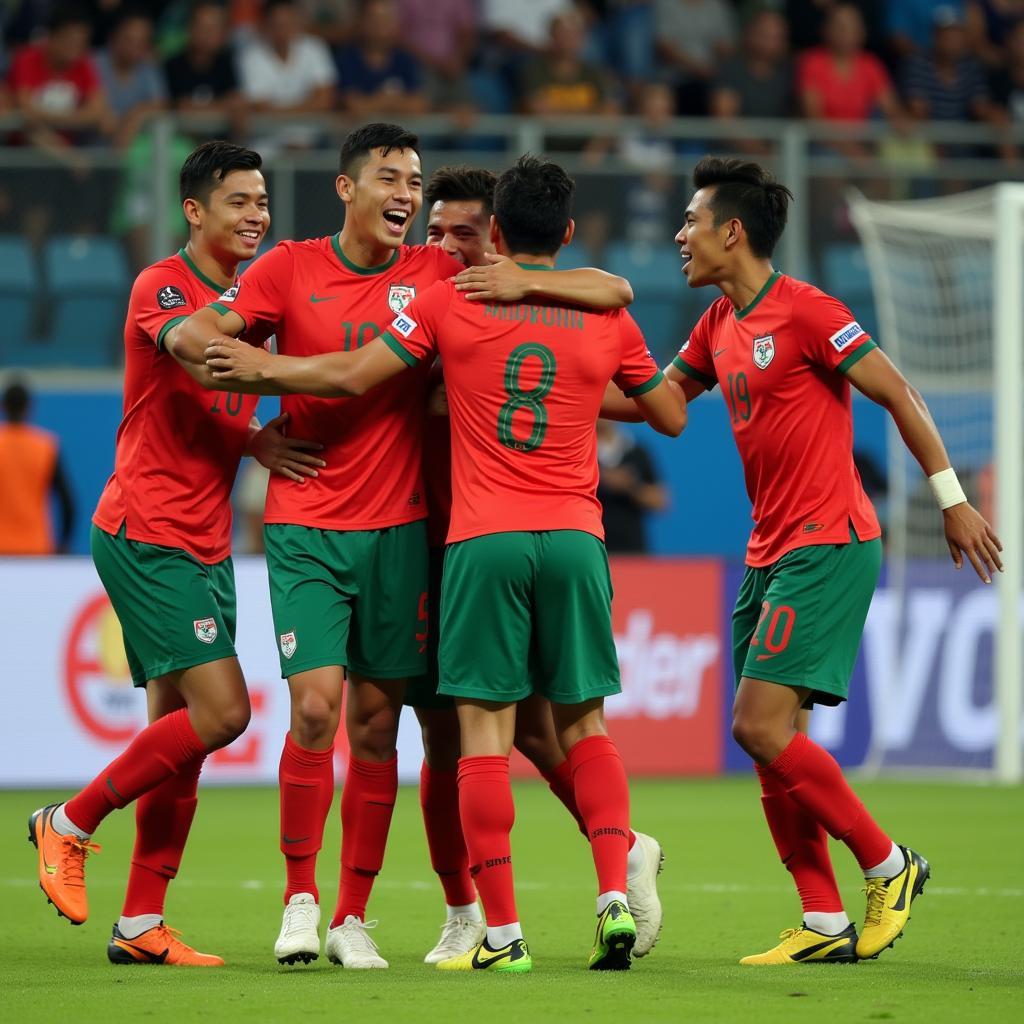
left=680, top=251, right=692, bottom=274
left=383, top=209, right=410, bottom=235
left=237, top=229, right=262, bottom=248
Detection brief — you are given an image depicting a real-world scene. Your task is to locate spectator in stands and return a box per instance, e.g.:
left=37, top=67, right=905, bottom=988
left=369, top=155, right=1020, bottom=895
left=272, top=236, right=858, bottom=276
left=797, top=3, right=900, bottom=130
left=966, top=0, right=1024, bottom=66
left=7, top=4, right=112, bottom=149
left=0, top=380, right=75, bottom=556
left=784, top=0, right=888, bottom=56
left=596, top=419, right=667, bottom=554
left=236, top=0, right=336, bottom=151
left=711, top=8, right=793, bottom=123
left=334, top=0, right=428, bottom=116
left=904, top=6, right=1002, bottom=132
left=589, top=1, right=657, bottom=93
left=398, top=0, right=476, bottom=92
left=654, top=0, right=735, bottom=115
left=300, top=0, right=357, bottom=46
left=989, top=18, right=1024, bottom=120
left=887, top=0, right=966, bottom=60
left=164, top=1, right=243, bottom=115
left=481, top=0, right=572, bottom=57
left=94, top=8, right=167, bottom=148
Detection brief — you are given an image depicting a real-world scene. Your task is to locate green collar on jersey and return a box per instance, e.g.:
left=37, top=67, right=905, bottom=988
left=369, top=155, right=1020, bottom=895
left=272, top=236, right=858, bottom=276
left=331, top=233, right=400, bottom=275
left=515, top=262, right=554, bottom=271
left=734, top=270, right=781, bottom=321
left=177, top=247, right=232, bottom=293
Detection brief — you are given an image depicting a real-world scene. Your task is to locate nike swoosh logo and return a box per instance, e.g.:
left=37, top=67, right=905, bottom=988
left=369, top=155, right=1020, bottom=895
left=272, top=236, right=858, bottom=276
left=281, top=835, right=310, bottom=845
left=310, top=292, right=340, bottom=303
left=791, top=936, right=851, bottom=961
left=113, top=939, right=169, bottom=964
left=472, top=944, right=514, bottom=968
left=106, top=777, right=126, bottom=802
left=714, top=348, right=728, bottom=357
left=890, top=861, right=912, bottom=912
left=755, top=653, right=778, bottom=661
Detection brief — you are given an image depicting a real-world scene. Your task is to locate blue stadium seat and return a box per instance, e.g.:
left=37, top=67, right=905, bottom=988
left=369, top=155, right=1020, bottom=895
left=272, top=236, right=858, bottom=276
left=0, top=236, right=39, bottom=367
left=40, top=235, right=129, bottom=367
left=821, top=242, right=880, bottom=343
left=605, top=242, right=688, bottom=360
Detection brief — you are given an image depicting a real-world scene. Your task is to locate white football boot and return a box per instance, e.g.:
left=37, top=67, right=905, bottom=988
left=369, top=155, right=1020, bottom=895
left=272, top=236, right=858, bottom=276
left=274, top=893, right=321, bottom=965
left=325, top=915, right=389, bottom=968
left=423, top=915, right=487, bottom=965
left=627, top=832, right=665, bottom=957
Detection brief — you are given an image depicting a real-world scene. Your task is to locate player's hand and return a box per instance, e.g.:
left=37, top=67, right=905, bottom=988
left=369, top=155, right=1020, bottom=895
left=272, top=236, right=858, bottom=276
left=453, top=254, right=531, bottom=302
left=943, top=502, right=1003, bottom=584
left=427, top=381, right=449, bottom=416
left=205, top=336, right=270, bottom=383
left=249, top=412, right=326, bottom=484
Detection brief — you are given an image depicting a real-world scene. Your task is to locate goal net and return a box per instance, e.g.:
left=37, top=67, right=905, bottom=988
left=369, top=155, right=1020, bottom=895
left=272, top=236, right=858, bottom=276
left=848, top=185, right=1023, bottom=780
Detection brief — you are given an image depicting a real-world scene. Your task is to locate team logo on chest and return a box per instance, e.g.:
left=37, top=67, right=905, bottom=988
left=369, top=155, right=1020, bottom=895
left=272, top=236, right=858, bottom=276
left=752, top=334, right=775, bottom=370
left=388, top=283, right=416, bottom=314
left=194, top=618, right=218, bottom=644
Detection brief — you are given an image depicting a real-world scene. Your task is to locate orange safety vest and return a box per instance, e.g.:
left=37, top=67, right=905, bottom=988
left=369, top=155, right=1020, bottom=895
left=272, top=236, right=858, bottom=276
left=0, top=423, right=58, bottom=554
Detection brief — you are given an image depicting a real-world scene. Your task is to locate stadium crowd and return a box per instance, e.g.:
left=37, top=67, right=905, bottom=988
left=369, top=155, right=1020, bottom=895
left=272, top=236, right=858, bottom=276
left=2, top=0, right=1024, bottom=153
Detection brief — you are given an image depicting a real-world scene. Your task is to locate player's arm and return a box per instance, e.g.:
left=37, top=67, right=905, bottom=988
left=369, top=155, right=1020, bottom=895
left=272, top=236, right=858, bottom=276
left=630, top=377, right=687, bottom=436
left=166, top=306, right=247, bottom=388
left=846, top=347, right=1003, bottom=582
left=245, top=412, right=326, bottom=482
left=600, top=360, right=703, bottom=422
left=453, top=254, right=633, bottom=308
left=204, top=334, right=410, bottom=397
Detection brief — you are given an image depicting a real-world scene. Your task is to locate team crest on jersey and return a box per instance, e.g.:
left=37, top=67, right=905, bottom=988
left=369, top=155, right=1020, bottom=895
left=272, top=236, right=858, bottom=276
left=157, top=285, right=187, bottom=310
left=280, top=631, right=297, bottom=659
left=752, top=334, right=775, bottom=370
left=218, top=281, right=240, bottom=303
left=388, top=283, right=415, bottom=314
left=194, top=618, right=218, bottom=644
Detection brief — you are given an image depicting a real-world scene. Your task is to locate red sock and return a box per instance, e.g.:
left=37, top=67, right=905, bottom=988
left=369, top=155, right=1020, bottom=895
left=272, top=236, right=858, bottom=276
left=542, top=760, right=587, bottom=837
left=567, top=736, right=630, bottom=896
left=419, top=761, right=475, bottom=907
left=65, top=709, right=207, bottom=835
left=457, top=755, right=517, bottom=927
left=755, top=763, right=843, bottom=914
left=331, top=755, right=397, bottom=926
left=121, top=755, right=205, bottom=918
left=767, top=733, right=892, bottom=871
left=279, top=733, right=335, bottom=904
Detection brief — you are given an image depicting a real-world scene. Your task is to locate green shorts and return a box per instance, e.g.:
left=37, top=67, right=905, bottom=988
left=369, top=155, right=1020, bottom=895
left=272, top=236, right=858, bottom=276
left=264, top=521, right=428, bottom=680
left=90, top=523, right=238, bottom=687
left=732, top=530, right=882, bottom=706
left=438, top=530, right=620, bottom=705
left=404, top=545, right=455, bottom=711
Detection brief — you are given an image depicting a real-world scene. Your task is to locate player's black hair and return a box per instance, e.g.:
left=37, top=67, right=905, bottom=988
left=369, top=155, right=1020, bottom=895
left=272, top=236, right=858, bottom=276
left=425, top=166, right=497, bottom=215
left=691, top=157, right=793, bottom=259
left=338, top=122, right=420, bottom=178
left=2, top=380, right=30, bottom=423
left=492, top=155, right=574, bottom=256
left=179, top=140, right=263, bottom=205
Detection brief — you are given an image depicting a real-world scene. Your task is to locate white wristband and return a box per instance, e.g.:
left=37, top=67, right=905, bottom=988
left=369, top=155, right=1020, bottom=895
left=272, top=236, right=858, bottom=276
left=928, top=467, right=967, bottom=510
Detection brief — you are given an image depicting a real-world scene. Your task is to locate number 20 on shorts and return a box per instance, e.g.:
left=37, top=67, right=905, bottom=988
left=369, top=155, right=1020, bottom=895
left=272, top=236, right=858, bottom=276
left=750, top=600, right=796, bottom=654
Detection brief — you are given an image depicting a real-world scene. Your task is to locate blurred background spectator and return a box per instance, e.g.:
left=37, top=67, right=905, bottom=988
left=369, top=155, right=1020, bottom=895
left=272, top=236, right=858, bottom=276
left=164, top=1, right=242, bottom=116
left=0, top=379, right=75, bottom=555
left=596, top=419, right=667, bottom=554
left=654, top=0, right=736, bottom=115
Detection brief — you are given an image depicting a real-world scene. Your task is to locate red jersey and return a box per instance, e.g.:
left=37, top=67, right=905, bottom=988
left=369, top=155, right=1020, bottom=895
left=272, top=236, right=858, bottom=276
left=796, top=48, right=892, bottom=122
left=211, top=238, right=462, bottom=531
left=384, top=274, right=663, bottom=543
left=422, top=387, right=453, bottom=549
left=673, top=272, right=881, bottom=567
left=8, top=43, right=100, bottom=140
left=93, top=250, right=263, bottom=563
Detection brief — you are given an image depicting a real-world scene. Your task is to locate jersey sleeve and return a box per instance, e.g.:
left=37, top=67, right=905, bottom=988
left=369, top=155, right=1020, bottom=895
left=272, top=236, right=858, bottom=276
left=671, top=309, right=718, bottom=390
left=131, top=264, right=198, bottom=350
left=612, top=311, right=664, bottom=397
left=795, top=290, right=878, bottom=374
left=208, top=242, right=295, bottom=332
left=379, top=280, right=452, bottom=366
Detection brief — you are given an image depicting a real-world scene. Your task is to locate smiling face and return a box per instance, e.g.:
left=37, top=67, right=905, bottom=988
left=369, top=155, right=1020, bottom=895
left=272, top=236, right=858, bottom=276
left=425, top=198, right=492, bottom=266
left=337, top=146, right=422, bottom=252
left=186, top=168, right=270, bottom=262
left=674, top=186, right=734, bottom=288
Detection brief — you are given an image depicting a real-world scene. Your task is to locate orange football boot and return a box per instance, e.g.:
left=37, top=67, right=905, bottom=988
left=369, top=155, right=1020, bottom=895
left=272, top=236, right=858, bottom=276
left=28, top=804, right=100, bottom=925
left=108, top=923, right=225, bottom=966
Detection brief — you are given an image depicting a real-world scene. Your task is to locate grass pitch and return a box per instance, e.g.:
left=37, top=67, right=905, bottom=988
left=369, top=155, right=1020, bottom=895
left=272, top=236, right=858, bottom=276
left=1, top=778, right=1020, bottom=1023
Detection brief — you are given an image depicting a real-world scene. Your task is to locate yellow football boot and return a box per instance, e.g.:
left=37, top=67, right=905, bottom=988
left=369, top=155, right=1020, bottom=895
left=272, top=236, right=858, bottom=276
left=857, top=846, right=931, bottom=959
left=740, top=924, right=859, bottom=965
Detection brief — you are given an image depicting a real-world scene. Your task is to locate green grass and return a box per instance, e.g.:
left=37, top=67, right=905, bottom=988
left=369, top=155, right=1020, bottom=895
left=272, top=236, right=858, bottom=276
left=1, top=779, right=1020, bottom=1022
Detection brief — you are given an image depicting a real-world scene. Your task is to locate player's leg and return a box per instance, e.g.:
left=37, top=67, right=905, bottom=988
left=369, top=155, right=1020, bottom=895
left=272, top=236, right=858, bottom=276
left=31, top=526, right=247, bottom=927
left=732, top=536, right=928, bottom=962
left=514, top=694, right=664, bottom=957
left=264, top=524, right=353, bottom=966
left=436, top=534, right=534, bottom=974
left=534, top=530, right=636, bottom=971
left=108, top=676, right=221, bottom=967
left=326, top=522, right=428, bottom=969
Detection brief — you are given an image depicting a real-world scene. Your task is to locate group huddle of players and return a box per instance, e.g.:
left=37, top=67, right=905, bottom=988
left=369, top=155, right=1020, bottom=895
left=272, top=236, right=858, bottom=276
left=28, top=121, right=1002, bottom=974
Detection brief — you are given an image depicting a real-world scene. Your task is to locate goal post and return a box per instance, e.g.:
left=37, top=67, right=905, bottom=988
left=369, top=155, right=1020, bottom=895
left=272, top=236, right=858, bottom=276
left=849, top=184, right=1023, bottom=782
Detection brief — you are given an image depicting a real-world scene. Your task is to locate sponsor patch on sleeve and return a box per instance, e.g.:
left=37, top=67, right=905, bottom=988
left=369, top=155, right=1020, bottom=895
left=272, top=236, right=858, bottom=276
left=390, top=314, right=418, bottom=338
left=680, top=338, right=691, bottom=352
left=829, top=321, right=865, bottom=352
left=218, top=281, right=240, bottom=303
left=157, top=285, right=187, bottom=310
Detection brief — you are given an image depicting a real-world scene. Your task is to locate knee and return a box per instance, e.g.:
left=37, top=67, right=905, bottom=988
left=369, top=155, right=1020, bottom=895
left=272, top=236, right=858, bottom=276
left=202, top=699, right=251, bottom=750
left=292, top=689, right=340, bottom=747
left=420, top=722, right=460, bottom=771
left=350, top=703, right=399, bottom=760
left=731, top=715, right=778, bottom=764
left=513, top=728, right=559, bottom=772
